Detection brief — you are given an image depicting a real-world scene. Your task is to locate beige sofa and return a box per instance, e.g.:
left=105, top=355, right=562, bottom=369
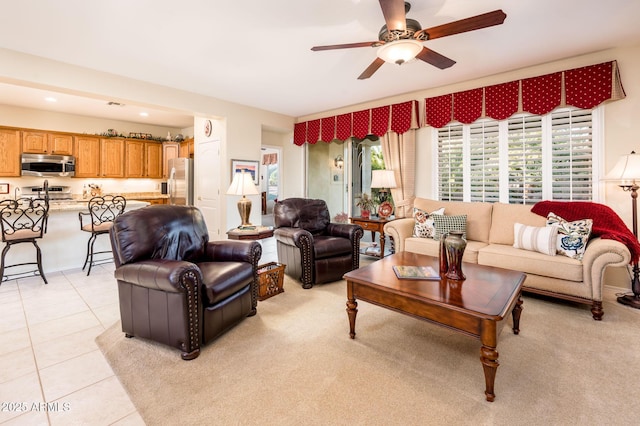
left=384, top=198, right=631, bottom=320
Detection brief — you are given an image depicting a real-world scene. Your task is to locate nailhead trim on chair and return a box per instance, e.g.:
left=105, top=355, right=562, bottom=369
left=297, top=233, right=313, bottom=289
left=351, top=227, right=364, bottom=270
left=178, top=270, right=200, bottom=359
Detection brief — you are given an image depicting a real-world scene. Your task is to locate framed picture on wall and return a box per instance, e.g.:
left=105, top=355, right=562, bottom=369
left=231, top=159, right=260, bottom=185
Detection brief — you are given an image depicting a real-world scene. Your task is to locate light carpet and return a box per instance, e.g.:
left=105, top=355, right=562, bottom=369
left=96, top=276, right=639, bottom=425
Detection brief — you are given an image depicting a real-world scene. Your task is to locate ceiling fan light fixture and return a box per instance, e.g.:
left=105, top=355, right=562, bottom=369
left=376, top=39, right=423, bottom=65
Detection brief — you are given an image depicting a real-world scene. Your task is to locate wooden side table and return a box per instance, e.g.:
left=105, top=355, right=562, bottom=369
left=349, top=216, right=393, bottom=258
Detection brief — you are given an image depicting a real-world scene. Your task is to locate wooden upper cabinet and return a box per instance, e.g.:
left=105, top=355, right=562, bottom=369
left=179, top=137, right=194, bottom=158
left=73, top=136, right=101, bottom=177
left=101, top=138, right=125, bottom=178
left=163, top=142, right=179, bottom=178
left=22, top=131, right=73, bottom=155
left=145, top=142, right=163, bottom=179
left=0, top=128, right=22, bottom=177
left=125, top=139, right=145, bottom=178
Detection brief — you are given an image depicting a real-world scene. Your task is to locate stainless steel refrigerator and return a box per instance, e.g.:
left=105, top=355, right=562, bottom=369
left=167, top=157, right=194, bottom=205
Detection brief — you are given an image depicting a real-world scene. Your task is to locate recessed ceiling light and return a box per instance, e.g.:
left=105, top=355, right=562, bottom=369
left=45, top=97, right=57, bottom=102
left=139, top=112, right=149, bottom=117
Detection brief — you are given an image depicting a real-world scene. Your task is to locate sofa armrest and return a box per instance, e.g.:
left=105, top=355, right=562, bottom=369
left=327, top=223, right=364, bottom=243
left=205, top=240, right=262, bottom=266
left=383, top=218, right=415, bottom=253
left=274, top=227, right=313, bottom=249
left=581, top=237, right=631, bottom=301
left=114, top=259, right=203, bottom=293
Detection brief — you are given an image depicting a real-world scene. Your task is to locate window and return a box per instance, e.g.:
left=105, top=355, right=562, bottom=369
left=436, top=107, right=598, bottom=204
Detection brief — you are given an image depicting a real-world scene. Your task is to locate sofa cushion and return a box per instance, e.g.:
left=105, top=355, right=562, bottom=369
left=513, top=223, right=558, bottom=256
left=547, top=212, right=593, bottom=260
left=414, top=198, right=492, bottom=243
left=433, top=214, right=467, bottom=239
left=478, top=244, right=583, bottom=282
left=489, top=203, right=547, bottom=245
left=313, top=235, right=352, bottom=259
left=404, top=237, right=486, bottom=264
left=199, top=261, right=253, bottom=305
left=412, top=207, right=445, bottom=238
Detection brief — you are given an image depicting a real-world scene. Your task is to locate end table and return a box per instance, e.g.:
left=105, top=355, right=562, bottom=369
left=349, top=216, right=393, bottom=258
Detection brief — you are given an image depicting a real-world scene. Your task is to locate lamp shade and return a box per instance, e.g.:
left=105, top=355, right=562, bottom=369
left=603, top=151, right=640, bottom=184
left=226, top=171, right=259, bottom=196
left=377, top=39, right=423, bottom=65
left=370, top=170, right=397, bottom=189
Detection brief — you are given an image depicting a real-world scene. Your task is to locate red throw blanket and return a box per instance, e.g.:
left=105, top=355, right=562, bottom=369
left=531, top=201, right=640, bottom=264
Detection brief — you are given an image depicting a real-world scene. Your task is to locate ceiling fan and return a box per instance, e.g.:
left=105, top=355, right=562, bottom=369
left=311, top=0, right=506, bottom=80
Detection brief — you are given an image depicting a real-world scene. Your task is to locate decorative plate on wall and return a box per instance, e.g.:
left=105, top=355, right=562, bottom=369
left=204, top=119, right=212, bottom=137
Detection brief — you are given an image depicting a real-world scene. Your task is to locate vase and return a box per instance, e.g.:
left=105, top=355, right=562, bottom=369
left=445, top=231, right=466, bottom=281
left=438, top=233, right=448, bottom=275
left=361, top=210, right=370, bottom=219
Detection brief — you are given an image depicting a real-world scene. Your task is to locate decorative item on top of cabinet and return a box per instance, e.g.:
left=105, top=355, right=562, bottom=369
left=22, top=131, right=73, bottom=155
left=0, top=128, right=21, bottom=177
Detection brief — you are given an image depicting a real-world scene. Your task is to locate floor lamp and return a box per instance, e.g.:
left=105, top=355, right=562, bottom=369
left=604, top=151, right=640, bottom=309
left=227, top=170, right=259, bottom=229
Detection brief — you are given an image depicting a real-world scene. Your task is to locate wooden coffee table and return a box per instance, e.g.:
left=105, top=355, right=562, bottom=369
left=343, top=251, right=525, bottom=402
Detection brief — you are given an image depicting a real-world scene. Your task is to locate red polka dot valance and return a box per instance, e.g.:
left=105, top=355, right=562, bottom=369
left=424, top=60, right=625, bottom=128
left=293, top=100, right=420, bottom=145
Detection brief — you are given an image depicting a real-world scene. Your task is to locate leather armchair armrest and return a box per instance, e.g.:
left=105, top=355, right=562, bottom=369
left=205, top=240, right=262, bottom=266
left=114, top=259, right=203, bottom=293
left=327, top=223, right=364, bottom=242
left=274, top=227, right=313, bottom=248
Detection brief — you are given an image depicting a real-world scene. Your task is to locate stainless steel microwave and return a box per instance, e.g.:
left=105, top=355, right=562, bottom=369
left=21, top=153, right=76, bottom=177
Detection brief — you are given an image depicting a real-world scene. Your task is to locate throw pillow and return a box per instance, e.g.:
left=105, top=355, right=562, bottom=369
left=413, top=207, right=445, bottom=238
left=546, top=212, right=593, bottom=260
left=432, top=214, right=467, bottom=240
left=513, top=223, right=558, bottom=256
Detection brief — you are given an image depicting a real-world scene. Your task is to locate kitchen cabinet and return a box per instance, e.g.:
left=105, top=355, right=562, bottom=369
left=145, top=142, right=163, bottom=179
left=73, top=136, right=101, bottom=177
left=0, top=128, right=21, bottom=177
left=101, top=138, right=125, bottom=177
left=163, top=142, right=179, bottom=178
left=22, top=131, right=73, bottom=155
left=125, top=140, right=163, bottom=178
left=125, top=139, right=145, bottom=178
left=179, top=137, right=194, bottom=158
left=138, top=198, right=166, bottom=205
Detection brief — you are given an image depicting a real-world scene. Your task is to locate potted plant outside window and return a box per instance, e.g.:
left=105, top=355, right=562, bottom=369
left=356, top=193, right=376, bottom=219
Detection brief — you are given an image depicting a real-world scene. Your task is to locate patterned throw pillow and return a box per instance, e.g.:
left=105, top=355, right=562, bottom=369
left=513, top=223, right=558, bottom=256
left=412, top=207, right=445, bottom=238
left=546, top=212, right=593, bottom=260
left=432, top=214, right=467, bottom=240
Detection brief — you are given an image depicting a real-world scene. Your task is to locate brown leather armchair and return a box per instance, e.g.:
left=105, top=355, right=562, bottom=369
left=273, top=198, right=363, bottom=289
left=109, top=204, right=262, bottom=360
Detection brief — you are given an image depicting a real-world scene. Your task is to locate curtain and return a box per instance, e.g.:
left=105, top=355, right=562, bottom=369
left=380, top=130, right=416, bottom=218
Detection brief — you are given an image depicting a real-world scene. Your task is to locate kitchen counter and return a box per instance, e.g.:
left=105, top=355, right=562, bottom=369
left=48, top=199, right=150, bottom=212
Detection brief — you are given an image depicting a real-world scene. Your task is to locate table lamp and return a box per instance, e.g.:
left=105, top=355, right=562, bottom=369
left=371, top=169, right=397, bottom=203
left=604, top=150, right=640, bottom=309
left=227, top=170, right=259, bottom=229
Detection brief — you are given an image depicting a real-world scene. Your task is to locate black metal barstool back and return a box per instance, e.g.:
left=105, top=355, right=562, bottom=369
left=78, top=195, right=126, bottom=275
left=0, top=197, right=49, bottom=284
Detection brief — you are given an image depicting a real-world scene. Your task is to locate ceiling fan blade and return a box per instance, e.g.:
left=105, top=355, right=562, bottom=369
left=311, top=41, right=379, bottom=51
left=424, top=9, right=507, bottom=40
left=379, top=0, right=407, bottom=32
left=358, top=58, right=386, bottom=80
left=416, top=47, right=456, bottom=69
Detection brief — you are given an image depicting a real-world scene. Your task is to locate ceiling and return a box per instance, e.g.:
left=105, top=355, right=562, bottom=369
left=1, top=0, right=639, bottom=127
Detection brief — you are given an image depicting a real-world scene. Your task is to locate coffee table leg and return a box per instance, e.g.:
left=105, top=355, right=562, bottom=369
left=480, top=322, right=499, bottom=402
left=512, top=293, right=523, bottom=335
left=346, top=297, right=358, bottom=339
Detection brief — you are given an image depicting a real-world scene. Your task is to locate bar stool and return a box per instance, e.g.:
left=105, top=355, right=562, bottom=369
left=78, top=195, right=126, bottom=275
left=0, top=197, right=49, bottom=284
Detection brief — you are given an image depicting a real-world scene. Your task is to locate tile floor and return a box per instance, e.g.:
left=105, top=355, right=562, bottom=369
left=0, top=237, right=278, bottom=426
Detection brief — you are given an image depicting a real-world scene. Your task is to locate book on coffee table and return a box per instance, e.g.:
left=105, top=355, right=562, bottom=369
left=392, top=265, right=441, bottom=280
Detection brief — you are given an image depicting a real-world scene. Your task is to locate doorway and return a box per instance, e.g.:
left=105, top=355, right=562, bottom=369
left=261, top=146, right=280, bottom=227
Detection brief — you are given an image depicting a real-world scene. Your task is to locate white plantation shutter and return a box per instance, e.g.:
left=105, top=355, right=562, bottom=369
left=437, top=125, right=464, bottom=201
left=469, top=120, right=500, bottom=202
left=508, top=115, right=543, bottom=204
left=551, top=108, right=593, bottom=200
left=435, top=107, right=597, bottom=204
